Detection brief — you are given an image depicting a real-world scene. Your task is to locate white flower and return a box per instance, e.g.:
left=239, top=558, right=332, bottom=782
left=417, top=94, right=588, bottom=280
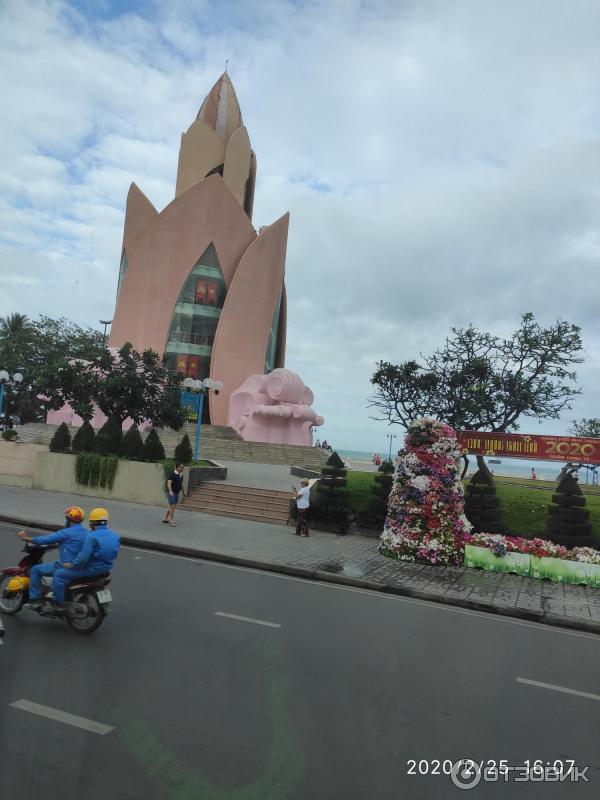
left=410, top=475, right=430, bottom=491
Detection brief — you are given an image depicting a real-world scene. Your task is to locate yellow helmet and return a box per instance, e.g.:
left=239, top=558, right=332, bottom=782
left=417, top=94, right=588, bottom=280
left=89, top=507, right=110, bottom=523
left=64, top=506, right=85, bottom=523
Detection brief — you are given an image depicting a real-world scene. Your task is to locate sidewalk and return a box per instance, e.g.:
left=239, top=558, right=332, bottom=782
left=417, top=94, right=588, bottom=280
left=1, top=485, right=599, bottom=634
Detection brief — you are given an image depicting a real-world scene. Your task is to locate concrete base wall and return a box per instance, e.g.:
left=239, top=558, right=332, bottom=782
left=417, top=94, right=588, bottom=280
left=0, top=442, right=47, bottom=479
left=0, top=474, right=33, bottom=488
left=32, top=453, right=167, bottom=506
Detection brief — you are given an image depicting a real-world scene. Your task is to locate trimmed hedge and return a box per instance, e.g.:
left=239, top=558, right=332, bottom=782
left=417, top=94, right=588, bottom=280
left=94, top=417, right=123, bottom=455
left=140, top=429, right=165, bottom=462
left=71, top=421, right=95, bottom=453
left=49, top=422, right=71, bottom=453
left=119, top=425, right=144, bottom=460
left=174, top=434, right=193, bottom=464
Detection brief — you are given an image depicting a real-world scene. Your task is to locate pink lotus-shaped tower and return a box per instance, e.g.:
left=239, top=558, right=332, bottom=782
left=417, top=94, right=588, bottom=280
left=109, top=73, right=289, bottom=427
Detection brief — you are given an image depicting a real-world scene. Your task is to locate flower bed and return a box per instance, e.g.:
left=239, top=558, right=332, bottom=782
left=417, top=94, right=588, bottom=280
left=465, top=533, right=600, bottom=587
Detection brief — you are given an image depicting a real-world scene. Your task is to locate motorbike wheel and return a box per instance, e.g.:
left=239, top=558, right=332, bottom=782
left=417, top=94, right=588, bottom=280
left=66, top=591, right=106, bottom=635
left=0, top=574, right=25, bottom=614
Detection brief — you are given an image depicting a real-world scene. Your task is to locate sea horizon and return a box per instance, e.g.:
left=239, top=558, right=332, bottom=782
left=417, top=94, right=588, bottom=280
left=336, top=449, right=598, bottom=484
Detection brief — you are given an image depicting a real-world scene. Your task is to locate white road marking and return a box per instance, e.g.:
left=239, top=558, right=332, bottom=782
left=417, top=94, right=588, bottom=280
left=214, top=611, right=281, bottom=628
left=133, top=556, right=142, bottom=560
left=516, top=677, right=600, bottom=702
left=9, top=699, right=114, bottom=735
left=120, top=546, right=600, bottom=641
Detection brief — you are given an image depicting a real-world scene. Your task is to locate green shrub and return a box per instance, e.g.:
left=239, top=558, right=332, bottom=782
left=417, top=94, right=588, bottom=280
left=1, top=429, right=18, bottom=442
left=71, top=421, right=96, bottom=453
left=75, top=453, right=119, bottom=490
left=174, top=433, right=193, bottom=464
left=140, top=428, right=165, bottom=462
left=464, top=468, right=505, bottom=534
left=314, top=451, right=350, bottom=533
left=49, top=422, right=71, bottom=453
left=163, top=459, right=175, bottom=482
left=119, top=425, right=144, bottom=460
left=359, top=459, right=395, bottom=527
left=94, top=416, right=123, bottom=455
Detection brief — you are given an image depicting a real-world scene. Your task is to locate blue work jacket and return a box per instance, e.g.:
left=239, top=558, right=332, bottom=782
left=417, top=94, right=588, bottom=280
left=31, top=524, right=87, bottom=563
left=72, top=526, right=120, bottom=572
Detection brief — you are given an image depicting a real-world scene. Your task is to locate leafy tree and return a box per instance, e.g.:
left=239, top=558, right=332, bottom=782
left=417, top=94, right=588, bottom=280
left=0, top=313, right=33, bottom=352
left=174, top=433, right=193, bottom=464
left=119, top=425, right=144, bottom=460
left=0, top=314, right=104, bottom=422
left=370, top=313, right=583, bottom=475
left=71, top=421, right=96, bottom=453
left=569, top=418, right=600, bottom=438
left=43, top=343, right=184, bottom=430
left=94, top=417, right=123, bottom=455
left=49, top=422, right=71, bottom=453
left=140, top=428, right=166, bottom=462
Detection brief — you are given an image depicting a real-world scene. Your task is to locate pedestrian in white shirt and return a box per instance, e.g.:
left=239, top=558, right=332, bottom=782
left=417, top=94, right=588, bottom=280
left=293, top=479, right=311, bottom=537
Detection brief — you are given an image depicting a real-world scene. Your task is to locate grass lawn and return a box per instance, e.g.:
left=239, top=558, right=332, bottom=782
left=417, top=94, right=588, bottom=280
left=345, top=471, right=378, bottom=512
left=345, top=470, right=600, bottom=545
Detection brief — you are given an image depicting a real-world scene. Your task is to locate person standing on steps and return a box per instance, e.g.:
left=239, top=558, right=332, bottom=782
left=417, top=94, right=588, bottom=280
left=293, top=479, right=311, bottom=537
left=163, top=463, right=185, bottom=527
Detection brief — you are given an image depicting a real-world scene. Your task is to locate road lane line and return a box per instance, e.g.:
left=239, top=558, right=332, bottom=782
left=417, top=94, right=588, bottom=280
left=10, top=699, right=114, bottom=735
left=214, top=612, right=281, bottom=628
left=516, top=678, right=600, bottom=702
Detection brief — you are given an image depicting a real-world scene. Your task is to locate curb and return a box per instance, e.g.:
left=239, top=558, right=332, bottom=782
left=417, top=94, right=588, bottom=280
left=2, top=513, right=600, bottom=636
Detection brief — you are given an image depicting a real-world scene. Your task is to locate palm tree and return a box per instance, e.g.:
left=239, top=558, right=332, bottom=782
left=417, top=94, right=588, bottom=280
left=0, top=313, right=32, bottom=342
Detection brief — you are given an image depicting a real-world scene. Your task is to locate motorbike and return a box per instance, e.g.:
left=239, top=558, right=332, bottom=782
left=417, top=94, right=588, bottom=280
left=0, top=542, right=112, bottom=634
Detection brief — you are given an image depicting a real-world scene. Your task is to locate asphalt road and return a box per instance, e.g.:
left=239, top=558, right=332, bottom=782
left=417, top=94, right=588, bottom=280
left=1, top=521, right=600, bottom=800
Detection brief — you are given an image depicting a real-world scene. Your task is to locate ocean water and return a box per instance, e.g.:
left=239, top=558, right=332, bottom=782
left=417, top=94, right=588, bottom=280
left=337, top=450, right=599, bottom=484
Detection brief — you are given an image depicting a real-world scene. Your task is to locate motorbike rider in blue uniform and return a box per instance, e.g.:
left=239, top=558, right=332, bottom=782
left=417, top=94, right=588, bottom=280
left=55, top=508, right=120, bottom=596
left=17, top=506, right=88, bottom=610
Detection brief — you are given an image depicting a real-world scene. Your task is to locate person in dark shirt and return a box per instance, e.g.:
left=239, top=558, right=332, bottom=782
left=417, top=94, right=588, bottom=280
left=163, top=463, right=185, bottom=526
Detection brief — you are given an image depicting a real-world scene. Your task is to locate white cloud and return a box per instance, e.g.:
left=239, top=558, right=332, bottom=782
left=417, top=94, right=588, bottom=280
left=0, top=0, right=599, bottom=450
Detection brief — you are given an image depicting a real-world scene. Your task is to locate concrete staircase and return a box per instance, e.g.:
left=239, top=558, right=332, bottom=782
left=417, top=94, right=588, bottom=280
left=17, top=422, right=329, bottom=470
left=181, top=482, right=291, bottom=526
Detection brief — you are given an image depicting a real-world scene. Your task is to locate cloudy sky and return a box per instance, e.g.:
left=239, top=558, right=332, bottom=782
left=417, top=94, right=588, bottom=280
left=1, top=0, right=599, bottom=452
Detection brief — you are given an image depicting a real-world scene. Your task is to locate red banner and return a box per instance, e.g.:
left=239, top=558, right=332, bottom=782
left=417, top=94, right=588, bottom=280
left=457, top=431, right=600, bottom=465
left=176, top=355, right=187, bottom=374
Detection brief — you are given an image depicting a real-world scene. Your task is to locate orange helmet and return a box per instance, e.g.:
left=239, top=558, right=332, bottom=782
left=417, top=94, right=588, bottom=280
left=64, top=506, right=85, bottom=524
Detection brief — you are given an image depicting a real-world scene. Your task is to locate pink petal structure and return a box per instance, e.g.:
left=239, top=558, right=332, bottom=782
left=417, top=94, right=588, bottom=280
left=98, top=72, right=324, bottom=438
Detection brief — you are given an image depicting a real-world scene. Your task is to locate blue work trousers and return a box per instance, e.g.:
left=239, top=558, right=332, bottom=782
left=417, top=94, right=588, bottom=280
left=30, top=563, right=106, bottom=602
left=29, top=562, right=57, bottom=600
left=52, top=567, right=107, bottom=602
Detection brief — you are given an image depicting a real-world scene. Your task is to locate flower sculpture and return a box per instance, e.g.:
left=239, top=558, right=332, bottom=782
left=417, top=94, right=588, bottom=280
left=380, top=418, right=472, bottom=566
left=227, top=368, right=323, bottom=445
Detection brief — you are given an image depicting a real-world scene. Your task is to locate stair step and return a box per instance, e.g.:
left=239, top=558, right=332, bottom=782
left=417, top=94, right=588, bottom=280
left=181, top=504, right=288, bottom=525
left=184, top=496, right=290, bottom=514
left=192, top=483, right=290, bottom=499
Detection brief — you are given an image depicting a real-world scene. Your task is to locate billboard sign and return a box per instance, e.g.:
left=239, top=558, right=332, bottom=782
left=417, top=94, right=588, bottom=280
left=457, top=430, right=600, bottom=465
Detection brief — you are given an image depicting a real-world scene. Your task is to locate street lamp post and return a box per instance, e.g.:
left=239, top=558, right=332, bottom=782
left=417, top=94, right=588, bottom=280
left=0, top=370, right=24, bottom=426
left=386, top=433, right=397, bottom=463
left=181, top=377, right=223, bottom=462
left=99, top=320, right=113, bottom=344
